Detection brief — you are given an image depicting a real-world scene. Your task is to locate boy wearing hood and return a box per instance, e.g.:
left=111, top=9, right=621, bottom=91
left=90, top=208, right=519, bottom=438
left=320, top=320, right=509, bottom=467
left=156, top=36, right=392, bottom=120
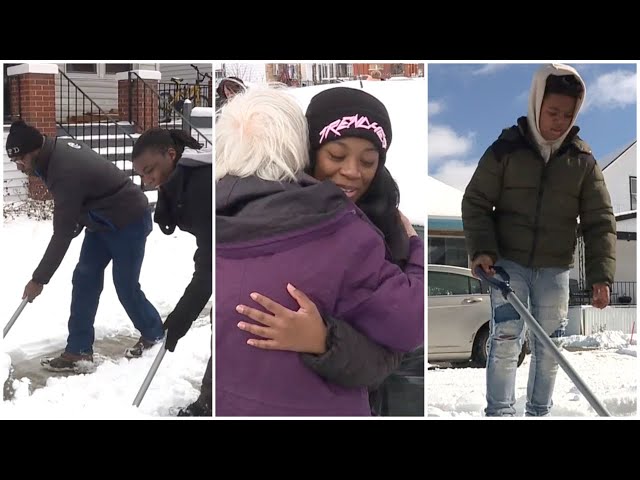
left=462, top=64, right=616, bottom=417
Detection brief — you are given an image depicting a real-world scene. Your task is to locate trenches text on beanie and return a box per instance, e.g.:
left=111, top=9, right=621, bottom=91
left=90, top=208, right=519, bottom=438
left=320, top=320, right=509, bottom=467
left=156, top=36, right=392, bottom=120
left=305, top=87, right=393, bottom=165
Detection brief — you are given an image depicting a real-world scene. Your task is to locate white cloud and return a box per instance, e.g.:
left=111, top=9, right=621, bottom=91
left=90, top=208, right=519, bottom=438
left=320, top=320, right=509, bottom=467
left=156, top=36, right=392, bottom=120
left=428, top=125, right=474, bottom=165
left=515, top=89, right=529, bottom=106
left=429, top=100, right=445, bottom=116
left=472, top=64, right=509, bottom=76
left=432, top=160, right=478, bottom=192
left=583, top=70, right=636, bottom=112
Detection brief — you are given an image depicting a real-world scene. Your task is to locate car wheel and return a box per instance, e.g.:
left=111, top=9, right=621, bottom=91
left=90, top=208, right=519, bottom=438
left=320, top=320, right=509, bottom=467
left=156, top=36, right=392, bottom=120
left=471, top=325, right=489, bottom=367
left=472, top=324, right=527, bottom=368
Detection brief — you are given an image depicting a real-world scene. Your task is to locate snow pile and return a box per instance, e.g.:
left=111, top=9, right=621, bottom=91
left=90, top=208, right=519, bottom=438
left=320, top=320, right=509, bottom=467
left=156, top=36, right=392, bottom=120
left=561, top=331, right=629, bottom=350
left=1, top=352, right=11, bottom=385
left=191, top=107, right=213, bottom=117
left=616, top=345, right=637, bottom=357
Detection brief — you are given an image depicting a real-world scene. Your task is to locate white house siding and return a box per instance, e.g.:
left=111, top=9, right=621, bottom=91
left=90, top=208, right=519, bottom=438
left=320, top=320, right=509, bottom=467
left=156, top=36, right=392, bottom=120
left=615, top=238, right=637, bottom=283
left=602, top=142, right=637, bottom=214
left=570, top=217, right=636, bottom=285
left=159, top=63, right=212, bottom=84
left=3, top=125, right=28, bottom=202
left=55, top=63, right=159, bottom=122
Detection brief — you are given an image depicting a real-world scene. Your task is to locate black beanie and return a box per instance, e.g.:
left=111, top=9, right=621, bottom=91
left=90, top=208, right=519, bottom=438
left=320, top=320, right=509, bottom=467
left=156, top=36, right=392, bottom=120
left=6, top=120, right=43, bottom=158
left=306, top=87, right=392, bottom=166
left=216, top=77, right=246, bottom=99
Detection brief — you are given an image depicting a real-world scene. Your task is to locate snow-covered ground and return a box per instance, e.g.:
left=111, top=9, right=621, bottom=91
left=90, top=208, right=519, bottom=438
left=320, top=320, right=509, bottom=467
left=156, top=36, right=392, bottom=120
left=428, top=332, right=637, bottom=418
left=0, top=216, right=211, bottom=419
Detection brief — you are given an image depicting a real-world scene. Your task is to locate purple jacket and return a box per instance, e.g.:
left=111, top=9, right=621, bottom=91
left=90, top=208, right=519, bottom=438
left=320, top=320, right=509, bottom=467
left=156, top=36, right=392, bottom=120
left=216, top=175, right=424, bottom=416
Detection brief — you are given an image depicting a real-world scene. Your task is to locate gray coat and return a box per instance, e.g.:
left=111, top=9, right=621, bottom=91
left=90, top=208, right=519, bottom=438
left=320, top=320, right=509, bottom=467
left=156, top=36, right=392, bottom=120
left=31, top=137, right=148, bottom=285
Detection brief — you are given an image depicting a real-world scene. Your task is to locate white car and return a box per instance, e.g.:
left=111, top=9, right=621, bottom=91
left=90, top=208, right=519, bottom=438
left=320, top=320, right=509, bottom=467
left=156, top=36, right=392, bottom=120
left=428, top=264, right=527, bottom=367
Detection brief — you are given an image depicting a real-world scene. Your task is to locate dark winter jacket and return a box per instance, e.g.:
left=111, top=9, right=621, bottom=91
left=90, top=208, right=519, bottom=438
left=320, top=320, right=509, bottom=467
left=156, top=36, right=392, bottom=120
left=462, top=117, right=616, bottom=287
left=301, top=298, right=414, bottom=389
left=155, top=147, right=212, bottom=330
left=216, top=174, right=424, bottom=416
left=31, top=137, right=148, bottom=285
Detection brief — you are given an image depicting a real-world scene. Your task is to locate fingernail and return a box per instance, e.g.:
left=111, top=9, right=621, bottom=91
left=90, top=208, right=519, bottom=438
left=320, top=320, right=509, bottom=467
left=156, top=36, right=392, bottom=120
left=247, top=339, right=255, bottom=346
left=287, top=283, right=296, bottom=292
left=250, top=293, right=258, bottom=300
left=236, top=305, right=244, bottom=313
left=237, top=322, right=245, bottom=329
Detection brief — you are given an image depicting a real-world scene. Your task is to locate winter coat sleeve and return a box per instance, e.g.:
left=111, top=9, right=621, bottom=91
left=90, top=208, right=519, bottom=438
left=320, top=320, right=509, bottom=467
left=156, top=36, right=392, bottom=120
left=335, top=235, right=424, bottom=353
left=164, top=174, right=212, bottom=329
left=32, top=177, right=84, bottom=285
left=300, top=314, right=404, bottom=388
left=461, top=146, right=504, bottom=261
left=579, top=158, right=616, bottom=287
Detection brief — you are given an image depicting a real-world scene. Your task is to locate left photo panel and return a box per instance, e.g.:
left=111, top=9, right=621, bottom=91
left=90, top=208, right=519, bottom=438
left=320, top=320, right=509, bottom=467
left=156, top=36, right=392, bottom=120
left=1, top=62, right=213, bottom=418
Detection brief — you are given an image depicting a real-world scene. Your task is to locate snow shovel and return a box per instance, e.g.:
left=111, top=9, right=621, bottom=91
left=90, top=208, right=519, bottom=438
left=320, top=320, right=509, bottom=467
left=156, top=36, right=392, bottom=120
left=3, top=298, right=29, bottom=339
left=132, top=337, right=167, bottom=407
left=476, top=266, right=611, bottom=417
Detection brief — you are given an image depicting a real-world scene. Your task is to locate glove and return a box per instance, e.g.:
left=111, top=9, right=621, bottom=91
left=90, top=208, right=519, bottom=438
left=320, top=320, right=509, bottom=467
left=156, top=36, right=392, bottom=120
left=163, top=314, right=194, bottom=352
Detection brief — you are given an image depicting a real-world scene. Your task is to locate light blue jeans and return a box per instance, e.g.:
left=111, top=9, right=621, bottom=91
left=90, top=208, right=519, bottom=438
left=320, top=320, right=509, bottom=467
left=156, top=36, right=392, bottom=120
left=485, top=258, right=570, bottom=417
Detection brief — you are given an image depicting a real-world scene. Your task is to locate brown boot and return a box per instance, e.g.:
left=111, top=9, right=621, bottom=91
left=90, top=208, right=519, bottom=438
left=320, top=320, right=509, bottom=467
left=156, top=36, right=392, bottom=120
left=41, top=351, right=94, bottom=372
left=125, top=337, right=161, bottom=358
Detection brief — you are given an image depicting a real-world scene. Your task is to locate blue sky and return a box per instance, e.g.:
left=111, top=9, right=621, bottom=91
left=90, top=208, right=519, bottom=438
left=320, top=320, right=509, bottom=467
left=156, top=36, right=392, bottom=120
left=428, top=63, right=637, bottom=191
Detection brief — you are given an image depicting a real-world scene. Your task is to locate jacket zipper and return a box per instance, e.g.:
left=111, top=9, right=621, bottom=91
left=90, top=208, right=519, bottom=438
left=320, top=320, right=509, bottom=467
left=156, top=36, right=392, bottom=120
left=527, top=148, right=564, bottom=267
left=527, top=164, right=546, bottom=267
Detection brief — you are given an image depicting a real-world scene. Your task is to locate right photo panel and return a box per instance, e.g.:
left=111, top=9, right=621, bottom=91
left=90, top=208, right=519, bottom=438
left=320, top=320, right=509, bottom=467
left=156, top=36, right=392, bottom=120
left=427, top=62, right=637, bottom=418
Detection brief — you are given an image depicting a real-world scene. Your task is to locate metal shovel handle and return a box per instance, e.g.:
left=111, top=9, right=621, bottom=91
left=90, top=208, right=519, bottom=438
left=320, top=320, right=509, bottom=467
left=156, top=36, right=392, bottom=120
left=3, top=298, right=29, bottom=339
left=476, top=265, right=611, bottom=417
left=133, top=337, right=167, bottom=407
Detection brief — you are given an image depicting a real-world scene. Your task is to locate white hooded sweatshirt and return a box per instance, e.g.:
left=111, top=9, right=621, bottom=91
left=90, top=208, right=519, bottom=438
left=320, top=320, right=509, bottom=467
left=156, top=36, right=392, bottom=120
left=526, top=63, right=586, bottom=162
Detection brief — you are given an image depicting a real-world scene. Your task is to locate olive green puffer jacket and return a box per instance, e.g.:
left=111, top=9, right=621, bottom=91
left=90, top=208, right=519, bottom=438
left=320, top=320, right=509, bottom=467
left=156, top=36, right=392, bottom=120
left=462, top=117, right=616, bottom=287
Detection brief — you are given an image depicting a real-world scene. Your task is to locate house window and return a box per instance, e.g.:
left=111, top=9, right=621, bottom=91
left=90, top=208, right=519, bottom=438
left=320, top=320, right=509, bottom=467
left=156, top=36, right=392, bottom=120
left=66, top=64, right=97, bottom=74
left=631, top=176, right=637, bottom=210
left=105, top=64, right=132, bottom=75
left=428, top=237, right=468, bottom=267
left=391, top=63, right=404, bottom=75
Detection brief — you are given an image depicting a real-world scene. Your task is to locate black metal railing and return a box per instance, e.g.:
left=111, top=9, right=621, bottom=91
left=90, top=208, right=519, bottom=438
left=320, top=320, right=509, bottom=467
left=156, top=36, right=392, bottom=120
left=130, top=72, right=212, bottom=149
left=158, top=81, right=210, bottom=119
left=611, top=281, right=636, bottom=305
left=57, top=71, right=139, bottom=184
left=570, top=280, right=636, bottom=306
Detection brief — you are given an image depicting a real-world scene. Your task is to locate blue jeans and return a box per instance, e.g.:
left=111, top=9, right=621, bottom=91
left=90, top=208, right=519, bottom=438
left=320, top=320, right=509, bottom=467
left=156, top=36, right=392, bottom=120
left=66, top=210, right=164, bottom=354
left=485, top=258, right=570, bottom=417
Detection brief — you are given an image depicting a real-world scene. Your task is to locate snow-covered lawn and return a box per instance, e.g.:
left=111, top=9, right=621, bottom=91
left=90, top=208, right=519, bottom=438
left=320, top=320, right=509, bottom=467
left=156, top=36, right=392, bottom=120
left=0, top=216, right=210, bottom=419
left=428, top=331, right=637, bottom=418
